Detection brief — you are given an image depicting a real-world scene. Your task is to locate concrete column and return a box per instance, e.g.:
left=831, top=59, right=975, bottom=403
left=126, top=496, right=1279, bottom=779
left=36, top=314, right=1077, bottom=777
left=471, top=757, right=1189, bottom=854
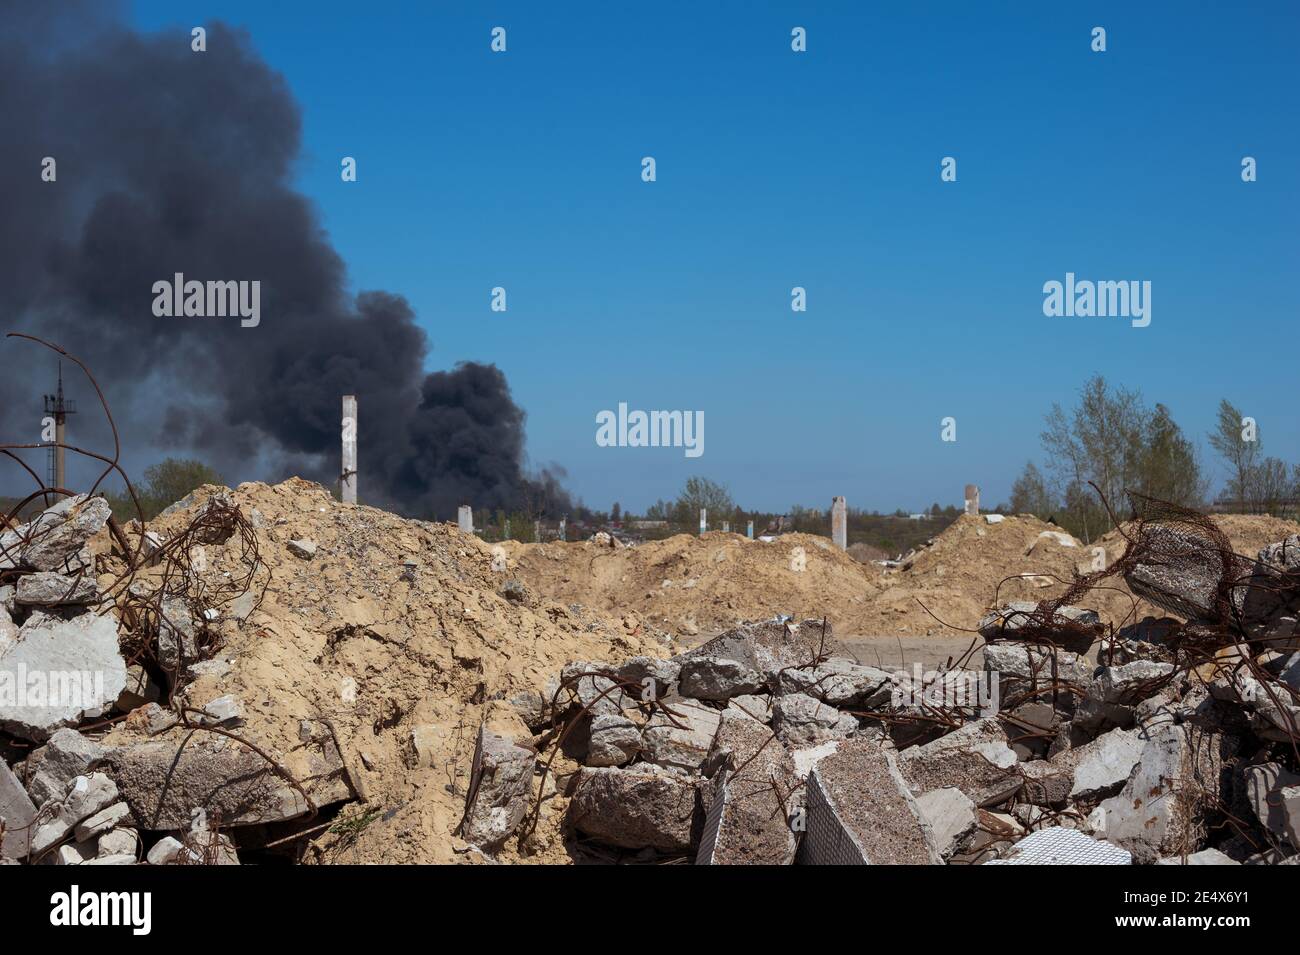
left=831, top=496, right=847, bottom=550
left=54, top=419, right=66, bottom=490
left=533, top=520, right=540, bottom=543
left=504, top=519, right=510, bottom=540
left=722, top=521, right=730, bottom=533
left=457, top=505, right=473, bottom=534
left=559, top=517, right=567, bottom=541
left=341, top=395, right=357, bottom=504
left=699, top=509, right=707, bottom=535
left=964, top=484, right=980, bottom=516
left=746, top=520, right=754, bottom=539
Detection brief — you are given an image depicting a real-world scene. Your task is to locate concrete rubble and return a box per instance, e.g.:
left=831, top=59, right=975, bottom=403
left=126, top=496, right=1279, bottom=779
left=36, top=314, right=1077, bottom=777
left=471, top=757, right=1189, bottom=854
left=4, top=480, right=1299, bottom=868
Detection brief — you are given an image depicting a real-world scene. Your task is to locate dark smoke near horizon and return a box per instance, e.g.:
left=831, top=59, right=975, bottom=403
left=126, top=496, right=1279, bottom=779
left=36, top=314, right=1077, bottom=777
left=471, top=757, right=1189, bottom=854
left=0, top=2, right=572, bottom=520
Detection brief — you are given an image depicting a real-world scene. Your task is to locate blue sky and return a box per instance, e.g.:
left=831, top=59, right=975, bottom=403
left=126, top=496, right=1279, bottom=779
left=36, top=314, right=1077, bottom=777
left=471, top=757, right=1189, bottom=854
left=130, top=1, right=1300, bottom=513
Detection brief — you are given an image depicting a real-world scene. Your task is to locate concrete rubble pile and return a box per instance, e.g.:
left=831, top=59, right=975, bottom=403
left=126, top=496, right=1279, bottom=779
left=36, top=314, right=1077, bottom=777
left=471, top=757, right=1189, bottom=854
left=520, top=528, right=1300, bottom=864
left=0, top=490, right=340, bottom=866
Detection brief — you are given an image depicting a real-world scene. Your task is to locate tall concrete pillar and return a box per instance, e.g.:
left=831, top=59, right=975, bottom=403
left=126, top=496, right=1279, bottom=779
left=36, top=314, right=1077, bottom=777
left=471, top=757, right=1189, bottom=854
left=341, top=395, right=357, bottom=504
left=964, top=484, right=980, bottom=516
left=504, top=519, right=511, bottom=540
left=699, top=509, right=707, bottom=535
left=722, top=521, right=730, bottom=533
left=559, top=517, right=567, bottom=541
left=457, top=505, right=473, bottom=534
left=533, top=520, right=541, bottom=543
left=746, top=520, right=754, bottom=539
left=831, top=496, right=847, bottom=550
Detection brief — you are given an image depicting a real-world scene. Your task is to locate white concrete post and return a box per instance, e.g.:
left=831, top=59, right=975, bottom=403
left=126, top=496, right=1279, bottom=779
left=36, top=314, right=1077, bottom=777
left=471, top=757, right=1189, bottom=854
left=341, top=395, right=357, bottom=504
left=831, top=496, right=847, bottom=550
left=964, top=484, right=980, bottom=517
left=699, top=508, right=707, bottom=535
left=747, top=520, right=754, bottom=539
left=559, top=517, right=567, bottom=541
left=458, top=505, right=473, bottom=533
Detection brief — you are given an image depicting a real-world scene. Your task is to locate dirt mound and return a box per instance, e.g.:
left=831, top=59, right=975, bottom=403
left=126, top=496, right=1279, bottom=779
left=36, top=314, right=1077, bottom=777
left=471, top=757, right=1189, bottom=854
left=499, top=531, right=883, bottom=639
left=505, top=513, right=1300, bottom=645
left=96, top=478, right=666, bottom=864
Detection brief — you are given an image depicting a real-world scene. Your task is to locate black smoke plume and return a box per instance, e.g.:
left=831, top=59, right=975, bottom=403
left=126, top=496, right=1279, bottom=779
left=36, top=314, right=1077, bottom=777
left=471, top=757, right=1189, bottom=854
left=0, top=2, right=571, bottom=520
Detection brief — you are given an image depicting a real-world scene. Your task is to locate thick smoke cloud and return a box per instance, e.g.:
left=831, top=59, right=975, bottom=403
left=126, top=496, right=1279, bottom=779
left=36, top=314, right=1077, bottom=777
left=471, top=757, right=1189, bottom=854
left=0, top=2, right=570, bottom=519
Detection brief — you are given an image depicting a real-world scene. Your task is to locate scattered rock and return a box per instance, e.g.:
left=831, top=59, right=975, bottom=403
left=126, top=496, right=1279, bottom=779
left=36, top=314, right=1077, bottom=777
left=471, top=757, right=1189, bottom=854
left=802, top=736, right=942, bottom=865
left=287, top=539, right=317, bottom=559
left=915, top=787, right=977, bottom=859
left=0, top=611, right=127, bottom=741
left=567, top=765, right=698, bottom=852
left=771, top=692, right=857, bottom=747
left=460, top=725, right=535, bottom=849
left=586, top=714, right=641, bottom=767
left=896, top=718, right=1021, bottom=807
left=641, top=698, right=722, bottom=773
left=15, top=571, right=97, bottom=606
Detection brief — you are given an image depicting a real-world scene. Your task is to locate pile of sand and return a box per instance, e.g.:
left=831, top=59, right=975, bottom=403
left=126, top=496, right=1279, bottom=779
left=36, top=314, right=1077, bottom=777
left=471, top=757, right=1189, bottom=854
left=497, top=530, right=883, bottom=639
left=504, top=513, right=1300, bottom=641
left=96, top=478, right=665, bottom=864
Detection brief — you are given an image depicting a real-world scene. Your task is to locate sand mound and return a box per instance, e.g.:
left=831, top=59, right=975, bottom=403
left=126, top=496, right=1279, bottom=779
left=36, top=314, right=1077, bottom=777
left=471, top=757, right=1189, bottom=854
left=504, top=512, right=1300, bottom=643
left=96, top=478, right=666, bottom=864
left=498, top=531, right=883, bottom=639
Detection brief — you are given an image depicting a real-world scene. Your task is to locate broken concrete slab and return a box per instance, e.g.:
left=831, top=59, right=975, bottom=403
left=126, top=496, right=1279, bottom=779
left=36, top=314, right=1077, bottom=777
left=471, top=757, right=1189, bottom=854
left=978, top=601, right=1103, bottom=653
left=560, top=661, right=632, bottom=717
left=1244, top=761, right=1300, bottom=848
left=0, top=611, right=127, bottom=741
left=614, top=656, right=680, bottom=699
left=1090, top=660, right=1176, bottom=704
left=896, top=717, right=1021, bottom=807
left=1125, top=524, right=1278, bottom=625
left=1020, top=727, right=1145, bottom=807
left=1100, top=723, right=1237, bottom=863
left=96, top=827, right=138, bottom=858
left=21, top=494, right=112, bottom=572
left=771, top=692, right=857, bottom=747
left=726, top=693, right=772, bottom=723
left=801, top=737, right=942, bottom=865
left=586, top=714, right=641, bottom=767
left=677, top=655, right=765, bottom=700
left=0, top=758, right=38, bottom=860
left=696, top=711, right=798, bottom=865
left=15, top=571, right=97, bottom=606
left=460, top=725, right=535, bottom=849
left=156, top=597, right=198, bottom=672
left=675, top=617, right=843, bottom=684
left=74, top=801, right=132, bottom=842
left=985, top=825, right=1131, bottom=865
left=641, top=698, right=722, bottom=773
left=287, top=539, right=317, bottom=559
left=915, top=787, right=977, bottom=859
left=567, top=764, right=698, bottom=852
left=146, top=835, right=185, bottom=865
left=53, top=842, right=96, bottom=865
left=773, top=657, right=893, bottom=707
left=107, top=731, right=352, bottom=830
left=23, top=727, right=107, bottom=807
left=30, top=772, right=119, bottom=857
left=983, top=642, right=1093, bottom=686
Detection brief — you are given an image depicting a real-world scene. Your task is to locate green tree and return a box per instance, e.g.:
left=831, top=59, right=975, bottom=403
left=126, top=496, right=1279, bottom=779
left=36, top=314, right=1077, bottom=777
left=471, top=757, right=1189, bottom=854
left=674, top=477, right=734, bottom=526
left=108, top=457, right=223, bottom=520
left=1009, top=461, right=1055, bottom=517
left=1207, top=399, right=1260, bottom=510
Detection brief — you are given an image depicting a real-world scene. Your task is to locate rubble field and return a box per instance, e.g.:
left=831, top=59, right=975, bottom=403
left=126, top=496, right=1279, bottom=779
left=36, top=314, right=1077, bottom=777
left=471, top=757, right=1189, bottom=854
left=2, top=479, right=1298, bottom=866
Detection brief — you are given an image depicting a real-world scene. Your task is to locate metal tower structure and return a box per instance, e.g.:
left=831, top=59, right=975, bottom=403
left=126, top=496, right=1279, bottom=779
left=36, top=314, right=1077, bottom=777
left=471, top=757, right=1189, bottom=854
left=43, top=362, right=76, bottom=489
